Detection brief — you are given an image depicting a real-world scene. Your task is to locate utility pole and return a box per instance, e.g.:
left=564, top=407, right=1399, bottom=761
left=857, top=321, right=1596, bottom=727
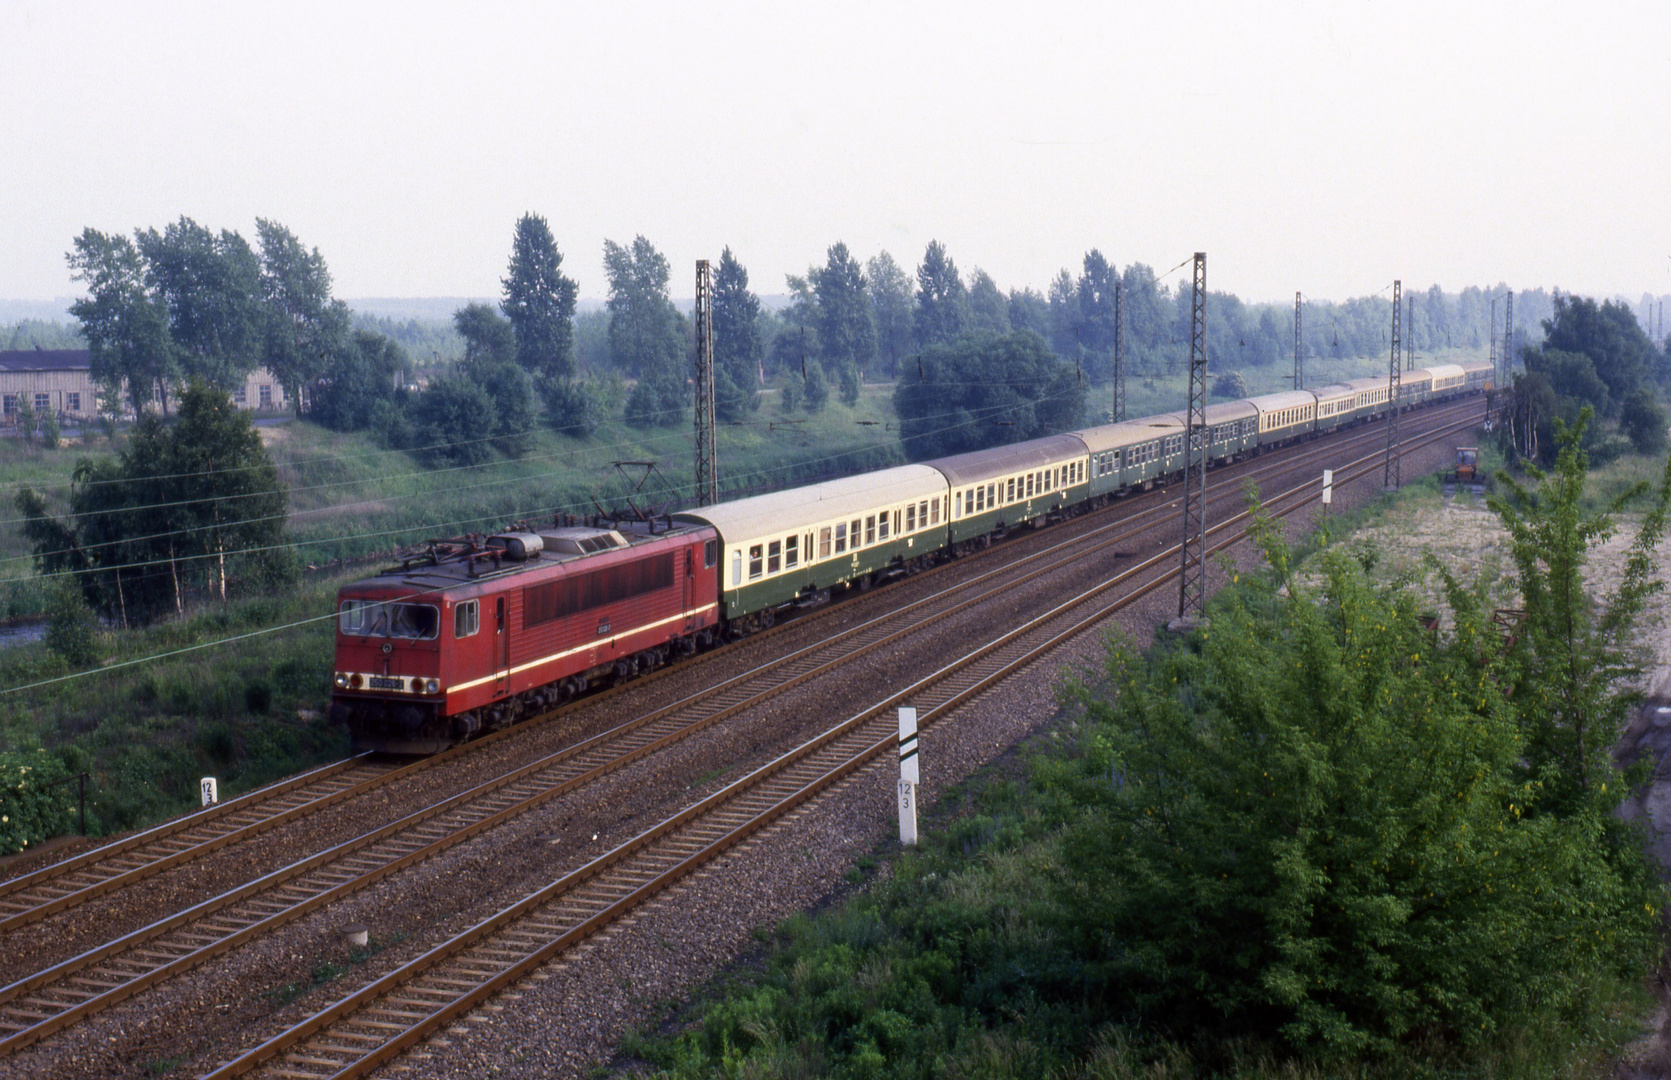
left=1112, top=278, right=1126, bottom=421
left=1503, top=290, right=1514, bottom=378
left=1489, top=296, right=1498, bottom=386
left=1404, top=290, right=1414, bottom=372
left=692, top=259, right=718, bottom=507
left=1384, top=280, right=1402, bottom=490
left=1175, top=252, right=1208, bottom=626
left=1293, top=291, right=1303, bottom=391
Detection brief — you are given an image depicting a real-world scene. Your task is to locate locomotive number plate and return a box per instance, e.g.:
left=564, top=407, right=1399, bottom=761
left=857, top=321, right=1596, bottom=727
left=368, top=675, right=404, bottom=690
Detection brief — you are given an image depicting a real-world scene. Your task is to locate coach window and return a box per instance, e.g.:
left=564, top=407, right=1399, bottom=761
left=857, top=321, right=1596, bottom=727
left=785, top=535, right=799, bottom=569
left=454, top=599, right=479, bottom=639
left=953, top=492, right=962, bottom=518
left=749, top=544, right=764, bottom=579
left=917, top=500, right=927, bottom=526
left=905, top=503, right=915, bottom=532
left=820, top=527, right=832, bottom=559
left=732, top=550, right=742, bottom=586
left=835, top=522, right=847, bottom=553
left=930, top=498, right=939, bottom=525
left=705, top=539, right=719, bottom=568
left=973, top=487, right=982, bottom=511
left=768, top=541, right=781, bottom=574
left=851, top=519, right=862, bottom=547
left=866, top=516, right=876, bottom=544
left=878, top=512, right=890, bottom=540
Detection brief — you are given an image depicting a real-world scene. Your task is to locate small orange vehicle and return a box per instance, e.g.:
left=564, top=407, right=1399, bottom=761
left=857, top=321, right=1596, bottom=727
left=1452, top=447, right=1480, bottom=484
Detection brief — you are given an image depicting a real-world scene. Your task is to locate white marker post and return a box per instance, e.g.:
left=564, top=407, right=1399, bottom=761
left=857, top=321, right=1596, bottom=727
left=200, top=776, right=218, bottom=807
left=1321, top=469, right=1333, bottom=515
left=897, top=706, right=918, bottom=846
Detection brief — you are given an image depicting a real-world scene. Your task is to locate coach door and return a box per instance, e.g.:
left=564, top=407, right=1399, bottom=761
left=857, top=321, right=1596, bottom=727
left=494, top=596, right=509, bottom=692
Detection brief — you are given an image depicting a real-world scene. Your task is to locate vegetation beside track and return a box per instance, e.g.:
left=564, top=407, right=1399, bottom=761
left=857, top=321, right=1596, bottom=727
left=617, top=423, right=1671, bottom=1080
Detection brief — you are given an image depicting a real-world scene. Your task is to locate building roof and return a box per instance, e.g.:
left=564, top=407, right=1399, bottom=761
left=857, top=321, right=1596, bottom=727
left=0, top=350, right=90, bottom=373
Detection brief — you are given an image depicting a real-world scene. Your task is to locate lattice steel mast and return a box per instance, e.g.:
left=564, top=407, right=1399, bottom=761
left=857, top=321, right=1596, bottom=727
left=1177, top=252, right=1208, bottom=620
left=1112, top=278, right=1127, bottom=421
left=693, top=259, right=718, bottom=506
left=1502, top=289, right=1514, bottom=377
left=1384, top=280, right=1402, bottom=489
left=1293, top=291, right=1303, bottom=390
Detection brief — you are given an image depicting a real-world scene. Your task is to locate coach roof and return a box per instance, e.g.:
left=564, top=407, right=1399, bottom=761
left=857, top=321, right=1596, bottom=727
left=925, top=434, right=1089, bottom=486
left=674, top=464, right=947, bottom=539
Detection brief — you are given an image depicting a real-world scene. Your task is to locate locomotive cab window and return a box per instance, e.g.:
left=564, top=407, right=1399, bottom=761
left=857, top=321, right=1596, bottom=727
left=704, top=539, right=718, bottom=568
left=454, top=599, right=479, bottom=639
left=339, top=600, right=440, bottom=640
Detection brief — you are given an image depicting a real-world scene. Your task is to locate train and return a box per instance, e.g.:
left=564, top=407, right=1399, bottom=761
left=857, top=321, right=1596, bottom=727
left=331, top=359, right=1494, bottom=753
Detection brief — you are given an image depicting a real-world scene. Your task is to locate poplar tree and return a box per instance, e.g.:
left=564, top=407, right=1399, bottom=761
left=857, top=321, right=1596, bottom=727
left=500, top=213, right=578, bottom=381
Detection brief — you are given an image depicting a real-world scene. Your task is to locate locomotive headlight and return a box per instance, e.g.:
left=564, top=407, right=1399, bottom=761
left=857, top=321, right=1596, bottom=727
left=334, top=672, right=348, bottom=689
left=424, top=678, right=440, bottom=694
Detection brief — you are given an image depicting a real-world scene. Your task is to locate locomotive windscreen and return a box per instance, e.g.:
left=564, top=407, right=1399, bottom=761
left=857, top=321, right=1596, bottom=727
left=523, top=553, right=676, bottom=628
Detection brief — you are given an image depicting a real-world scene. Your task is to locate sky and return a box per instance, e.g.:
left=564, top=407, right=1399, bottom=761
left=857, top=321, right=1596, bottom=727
left=2, top=1, right=1668, bottom=308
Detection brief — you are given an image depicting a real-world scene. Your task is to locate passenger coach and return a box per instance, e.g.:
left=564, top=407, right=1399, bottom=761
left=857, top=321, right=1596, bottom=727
left=674, top=465, right=949, bottom=633
left=928, top=435, right=1089, bottom=554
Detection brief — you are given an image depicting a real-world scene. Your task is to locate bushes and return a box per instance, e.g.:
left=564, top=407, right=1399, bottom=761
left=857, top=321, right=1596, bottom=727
left=0, top=750, right=73, bottom=854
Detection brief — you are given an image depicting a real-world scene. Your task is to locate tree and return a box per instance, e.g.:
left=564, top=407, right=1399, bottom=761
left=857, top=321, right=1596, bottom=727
left=812, top=242, right=873, bottom=406
left=410, top=375, right=496, bottom=467
left=605, top=236, right=687, bottom=427
left=136, top=217, right=265, bottom=393
left=967, top=269, right=1008, bottom=335
left=500, top=213, right=578, bottom=381
left=478, top=360, right=537, bottom=456
left=801, top=358, right=829, bottom=413
left=866, top=251, right=914, bottom=380
left=892, top=331, right=1085, bottom=460
left=913, top=240, right=969, bottom=349
left=1073, top=250, right=1121, bottom=380
left=1535, top=295, right=1659, bottom=415
left=1490, top=410, right=1671, bottom=815
left=1213, top=370, right=1249, bottom=399
left=66, top=228, right=177, bottom=417
left=1006, top=287, right=1051, bottom=339
left=257, top=218, right=350, bottom=414
left=454, top=303, right=516, bottom=370
left=16, top=382, right=291, bottom=622
left=712, top=247, right=763, bottom=421
left=537, top=375, right=607, bottom=438
left=307, top=329, right=409, bottom=433
left=162, top=382, right=291, bottom=601
left=1619, top=389, right=1668, bottom=453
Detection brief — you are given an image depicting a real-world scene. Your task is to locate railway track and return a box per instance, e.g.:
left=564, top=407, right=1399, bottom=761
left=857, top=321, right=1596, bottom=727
left=0, top=393, right=1476, bottom=942
left=0, top=398, right=1485, bottom=1060
left=0, top=397, right=1483, bottom=1063
left=198, top=412, right=1481, bottom=1079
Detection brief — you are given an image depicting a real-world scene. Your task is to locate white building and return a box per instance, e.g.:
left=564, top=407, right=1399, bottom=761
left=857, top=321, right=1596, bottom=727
left=0, top=350, right=288, bottom=426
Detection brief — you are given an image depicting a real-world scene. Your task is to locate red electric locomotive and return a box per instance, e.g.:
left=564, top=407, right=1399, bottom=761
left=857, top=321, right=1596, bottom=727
left=330, top=519, right=722, bottom=753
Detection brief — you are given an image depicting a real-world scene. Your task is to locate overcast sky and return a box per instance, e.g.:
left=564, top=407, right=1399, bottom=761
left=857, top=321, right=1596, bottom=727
left=3, top=1, right=1668, bottom=308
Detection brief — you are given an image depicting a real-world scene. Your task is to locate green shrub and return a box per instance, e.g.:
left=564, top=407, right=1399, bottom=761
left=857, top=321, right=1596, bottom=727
left=0, top=749, right=72, bottom=854
left=43, top=578, right=99, bottom=668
